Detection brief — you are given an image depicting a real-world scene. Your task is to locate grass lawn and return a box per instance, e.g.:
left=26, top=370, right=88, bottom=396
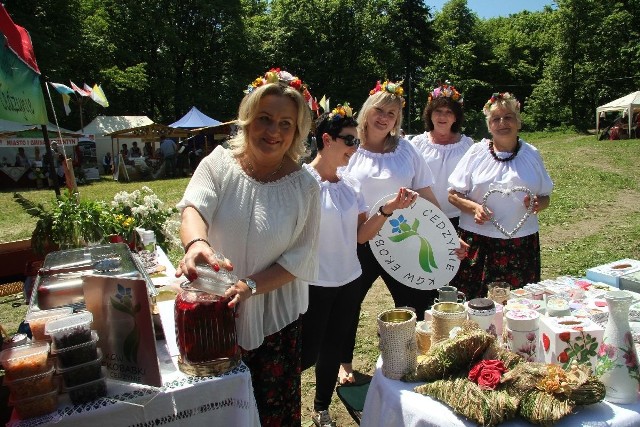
left=1, top=131, right=640, bottom=426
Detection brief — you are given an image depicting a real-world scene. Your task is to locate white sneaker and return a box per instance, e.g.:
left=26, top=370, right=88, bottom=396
left=312, top=409, right=336, bottom=427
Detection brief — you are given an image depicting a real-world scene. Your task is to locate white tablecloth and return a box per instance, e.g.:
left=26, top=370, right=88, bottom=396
left=8, top=247, right=260, bottom=427
left=361, top=356, right=640, bottom=427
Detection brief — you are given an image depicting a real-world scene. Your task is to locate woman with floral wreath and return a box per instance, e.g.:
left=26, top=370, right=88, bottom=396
left=339, top=80, right=467, bottom=384
left=301, top=103, right=414, bottom=426
left=176, top=68, right=320, bottom=426
left=448, top=92, right=553, bottom=299
left=412, top=83, right=473, bottom=229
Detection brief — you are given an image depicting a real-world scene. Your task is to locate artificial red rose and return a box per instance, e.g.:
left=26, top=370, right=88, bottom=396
left=289, top=78, right=302, bottom=90
left=542, top=333, right=550, bottom=352
left=557, top=351, right=569, bottom=363
left=558, top=332, right=571, bottom=343
left=468, top=360, right=507, bottom=390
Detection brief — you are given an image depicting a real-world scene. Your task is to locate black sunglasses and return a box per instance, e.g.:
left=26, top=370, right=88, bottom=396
left=336, top=134, right=361, bottom=147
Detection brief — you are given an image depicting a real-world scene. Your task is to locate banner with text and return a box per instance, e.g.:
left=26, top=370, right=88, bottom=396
left=0, top=44, right=47, bottom=124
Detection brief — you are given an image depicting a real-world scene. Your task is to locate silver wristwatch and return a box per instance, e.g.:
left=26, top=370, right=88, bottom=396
left=241, top=278, right=257, bottom=295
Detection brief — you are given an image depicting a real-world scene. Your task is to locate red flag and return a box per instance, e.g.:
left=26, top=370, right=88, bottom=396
left=70, top=80, right=91, bottom=96
left=0, top=5, right=40, bottom=73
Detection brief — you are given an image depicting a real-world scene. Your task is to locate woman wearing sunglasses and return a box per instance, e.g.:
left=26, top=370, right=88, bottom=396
left=300, top=104, right=412, bottom=426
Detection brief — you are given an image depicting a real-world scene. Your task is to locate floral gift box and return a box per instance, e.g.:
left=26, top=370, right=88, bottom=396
left=540, top=316, right=604, bottom=372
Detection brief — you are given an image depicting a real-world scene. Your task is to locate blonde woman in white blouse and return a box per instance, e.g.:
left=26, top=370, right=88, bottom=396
left=448, top=92, right=553, bottom=300
left=339, top=80, right=467, bottom=384
left=176, top=69, right=320, bottom=425
left=412, top=83, right=473, bottom=229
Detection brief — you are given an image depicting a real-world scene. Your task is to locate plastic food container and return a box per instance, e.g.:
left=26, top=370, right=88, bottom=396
left=0, top=341, right=50, bottom=381
left=57, top=350, right=103, bottom=388
left=66, top=376, right=107, bottom=404
left=9, top=388, right=58, bottom=419
left=4, top=361, right=55, bottom=400
left=51, top=331, right=99, bottom=368
left=25, top=307, right=74, bottom=341
left=44, top=311, right=93, bottom=349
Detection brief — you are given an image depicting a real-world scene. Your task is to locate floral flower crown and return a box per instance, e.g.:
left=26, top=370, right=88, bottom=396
left=369, top=80, right=404, bottom=107
left=369, top=80, right=404, bottom=98
left=429, top=82, right=463, bottom=104
left=483, top=92, right=520, bottom=114
left=244, top=67, right=312, bottom=102
left=328, top=102, right=354, bottom=121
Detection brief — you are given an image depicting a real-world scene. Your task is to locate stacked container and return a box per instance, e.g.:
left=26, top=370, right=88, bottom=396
left=0, top=341, right=58, bottom=419
left=45, top=312, right=107, bottom=404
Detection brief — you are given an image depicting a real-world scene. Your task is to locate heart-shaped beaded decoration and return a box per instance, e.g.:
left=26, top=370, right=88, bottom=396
left=482, top=186, right=535, bottom=238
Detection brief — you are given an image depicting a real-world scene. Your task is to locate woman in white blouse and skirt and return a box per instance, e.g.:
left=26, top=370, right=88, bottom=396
left=176, top=69, right=321, bottom=426
left=448, top=92, right=553, bottom=299
left=412, top=83, right=473, bottom=229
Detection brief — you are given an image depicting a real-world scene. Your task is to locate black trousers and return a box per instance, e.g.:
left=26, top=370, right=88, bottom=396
left=301, top=278, right=361, bottom=411
left=341, top=243, right=438, bottom=363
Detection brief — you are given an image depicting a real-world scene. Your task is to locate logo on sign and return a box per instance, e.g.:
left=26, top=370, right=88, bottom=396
left=370, top=195, right=460, bottom=290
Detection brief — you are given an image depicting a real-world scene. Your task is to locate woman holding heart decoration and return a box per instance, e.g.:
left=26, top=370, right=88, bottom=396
left=447, top=92, right=553, bottom=299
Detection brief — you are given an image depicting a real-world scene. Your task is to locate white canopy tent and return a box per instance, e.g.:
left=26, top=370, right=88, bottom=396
left=596, top=91, right=640, bottom=136
left=79, top=116, right=153, bottom=169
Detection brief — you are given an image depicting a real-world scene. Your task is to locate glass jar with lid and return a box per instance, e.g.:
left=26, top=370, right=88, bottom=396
left=174, top=262, right=240, bottom=376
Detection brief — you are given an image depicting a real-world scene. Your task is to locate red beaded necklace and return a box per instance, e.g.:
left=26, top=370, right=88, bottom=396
left=489, top=139, right=520, bottom=162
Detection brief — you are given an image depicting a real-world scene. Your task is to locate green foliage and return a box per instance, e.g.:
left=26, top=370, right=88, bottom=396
left=13, top=192, right=107, bottom=254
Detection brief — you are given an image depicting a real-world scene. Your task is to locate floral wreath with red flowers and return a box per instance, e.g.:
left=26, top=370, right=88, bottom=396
left=369, top=79, right=405, bottom=105
left=328, top=102, right=354, bottom=121
left=244, top=67, right=312, bottom=102
left=428, top=81, right=463, bottom=104
left=483, top=92, right=520, bottom=115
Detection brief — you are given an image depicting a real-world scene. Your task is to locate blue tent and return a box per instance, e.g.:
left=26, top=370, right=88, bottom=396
left=169, top=106, right=221, bottom=128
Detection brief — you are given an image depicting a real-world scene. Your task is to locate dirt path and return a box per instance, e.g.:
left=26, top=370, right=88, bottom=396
left=541, top=188, right=640, bottom=249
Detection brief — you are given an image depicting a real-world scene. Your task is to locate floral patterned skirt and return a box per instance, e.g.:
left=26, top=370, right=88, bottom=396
left=450, top=230, right=541, bottom=300
left=241, top=317, right=302, bottom=427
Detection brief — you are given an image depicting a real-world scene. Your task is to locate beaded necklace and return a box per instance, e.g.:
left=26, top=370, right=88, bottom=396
left=489, top=139, right=520, bottom=162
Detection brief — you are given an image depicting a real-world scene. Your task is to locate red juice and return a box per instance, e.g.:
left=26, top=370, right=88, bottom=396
left=174, top=287, right=239, bottom=372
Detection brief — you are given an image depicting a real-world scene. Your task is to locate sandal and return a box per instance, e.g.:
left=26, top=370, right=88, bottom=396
left=338, top=364, right=356, bottom=385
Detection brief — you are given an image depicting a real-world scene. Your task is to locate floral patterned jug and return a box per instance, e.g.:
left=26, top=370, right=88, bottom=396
left=596, top=290, right=640, bottom=403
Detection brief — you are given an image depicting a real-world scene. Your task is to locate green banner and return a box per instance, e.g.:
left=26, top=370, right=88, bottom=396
left=0, top=44, right=47, bottom=124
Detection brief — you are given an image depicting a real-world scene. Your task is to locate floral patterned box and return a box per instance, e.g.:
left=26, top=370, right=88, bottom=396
left=585, top=259, right=640, bottom=288
left=540, top=316, right=604, bottom=372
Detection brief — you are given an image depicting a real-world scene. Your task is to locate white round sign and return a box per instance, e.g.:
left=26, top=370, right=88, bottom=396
left=369, top=194, right=460, bottom=290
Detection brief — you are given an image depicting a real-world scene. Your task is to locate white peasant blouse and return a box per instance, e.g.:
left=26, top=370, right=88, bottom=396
left=448, top=138, right=554, bottom=239
left=344, top=138, right=434, bottom=212
left=177, top=146, right=321, bottom=350
left=412, top=132, right=474, bottom=218
left=303, top=164, right=367, bottom=287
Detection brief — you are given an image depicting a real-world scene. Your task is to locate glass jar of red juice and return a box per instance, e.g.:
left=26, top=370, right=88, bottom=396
left=175, top=264, right=240, bottom=376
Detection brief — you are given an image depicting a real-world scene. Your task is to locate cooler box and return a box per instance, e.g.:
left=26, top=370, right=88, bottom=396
left=585, top=259, right=640, bottom=288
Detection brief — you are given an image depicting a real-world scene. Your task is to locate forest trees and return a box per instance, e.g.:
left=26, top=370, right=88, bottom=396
left=4, top=0, right=640, bottom=134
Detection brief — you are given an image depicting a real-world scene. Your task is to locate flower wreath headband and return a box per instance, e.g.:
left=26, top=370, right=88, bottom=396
left=327, top=102, right=354, bottom=121
left=429, top=82, right=463, bottom=104
left=244, top=67, right=313, bottom=103
left=483, top=92, right=520, bottom=114
left=370, top=80, right=405, bottom=106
